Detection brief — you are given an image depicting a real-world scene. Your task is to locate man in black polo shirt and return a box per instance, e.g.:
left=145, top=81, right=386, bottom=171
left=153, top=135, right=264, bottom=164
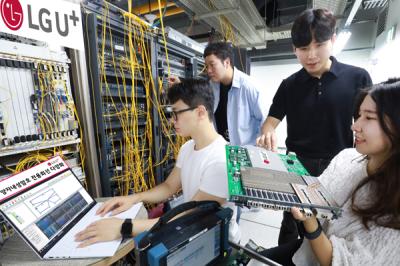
left=256, top=8, right=372, bottom=245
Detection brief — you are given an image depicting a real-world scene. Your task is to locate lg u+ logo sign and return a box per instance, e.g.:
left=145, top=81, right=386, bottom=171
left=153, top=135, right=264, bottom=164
left=0, top=0, right=79, bottom=37
left=1, top=0, right=23, bottom=30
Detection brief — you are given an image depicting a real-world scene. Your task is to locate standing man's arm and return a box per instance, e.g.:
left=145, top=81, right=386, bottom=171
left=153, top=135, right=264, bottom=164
left=360, top=69, right=372, bottom=88
left=256, top=116, right=281, bottom=151
left=356, top=69, right=372, bottom=99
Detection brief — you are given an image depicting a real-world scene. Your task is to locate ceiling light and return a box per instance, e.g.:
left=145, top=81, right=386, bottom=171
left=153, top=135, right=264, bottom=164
left=144, top=14, right=158, bottom=24
left=333, top=31, right=352, bottom=55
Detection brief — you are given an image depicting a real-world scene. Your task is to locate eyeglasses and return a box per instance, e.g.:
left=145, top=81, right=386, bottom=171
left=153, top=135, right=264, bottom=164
left=168, top=106, right=197, bottom=121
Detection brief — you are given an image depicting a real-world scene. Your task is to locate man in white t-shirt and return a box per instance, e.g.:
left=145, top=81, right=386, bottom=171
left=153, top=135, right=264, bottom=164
left=75, top=79, right=240, bottom=247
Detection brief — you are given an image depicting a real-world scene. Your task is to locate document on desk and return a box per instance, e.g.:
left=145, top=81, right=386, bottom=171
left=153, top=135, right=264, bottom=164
left=45, top=202, right=143, bottom=258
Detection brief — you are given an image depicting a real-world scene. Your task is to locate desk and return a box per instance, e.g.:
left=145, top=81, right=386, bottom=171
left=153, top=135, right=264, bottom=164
left=0, top=201, right=147, bottom=266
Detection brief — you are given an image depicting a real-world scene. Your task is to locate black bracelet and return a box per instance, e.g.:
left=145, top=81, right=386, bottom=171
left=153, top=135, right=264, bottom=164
left=303, top=220, right=323, bottom=240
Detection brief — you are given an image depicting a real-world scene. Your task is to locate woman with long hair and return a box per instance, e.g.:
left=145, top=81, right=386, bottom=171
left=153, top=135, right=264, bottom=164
left=259, top=78, right=400, bottom=265
left=291, top=78, right=400, bottom=265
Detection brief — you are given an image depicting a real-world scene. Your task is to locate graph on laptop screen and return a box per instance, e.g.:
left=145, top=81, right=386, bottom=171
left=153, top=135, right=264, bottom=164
left=0, top=169, right=93, bottom=252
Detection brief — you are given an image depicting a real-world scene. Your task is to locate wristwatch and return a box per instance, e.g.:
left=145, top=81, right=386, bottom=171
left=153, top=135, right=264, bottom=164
left=120, top=218, right=133, bottom=241
left=303, top=220, right=323, bottom=240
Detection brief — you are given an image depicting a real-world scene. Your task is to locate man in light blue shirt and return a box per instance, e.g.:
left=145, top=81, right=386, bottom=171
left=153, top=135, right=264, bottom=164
left=169, top=42, right=267, bottom=145
left=204, top=42, right=268, bottom=221
left=204, top=42, right=268, bottom=145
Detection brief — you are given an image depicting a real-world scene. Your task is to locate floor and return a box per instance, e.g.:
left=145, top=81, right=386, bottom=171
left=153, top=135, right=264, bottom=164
left=239, top=207, right=283, bottom=248
left=238, top=208, right=284, bottom=265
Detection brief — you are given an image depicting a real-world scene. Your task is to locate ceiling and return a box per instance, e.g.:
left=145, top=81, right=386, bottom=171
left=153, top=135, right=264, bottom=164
left=106, top=0, right=389, bottom=59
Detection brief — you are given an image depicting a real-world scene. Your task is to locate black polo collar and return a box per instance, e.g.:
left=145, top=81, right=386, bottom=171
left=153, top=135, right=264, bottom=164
left=297, top=56, right=339, bottom=83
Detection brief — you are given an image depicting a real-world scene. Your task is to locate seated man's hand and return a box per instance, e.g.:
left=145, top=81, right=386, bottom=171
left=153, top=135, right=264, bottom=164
left=75, top=218, right=124, bottom=248
left=96, top=195, right=140, bottom=216
left=256, top=130, right=278, bottom=152
left=168, top=76, right=181, bottom=88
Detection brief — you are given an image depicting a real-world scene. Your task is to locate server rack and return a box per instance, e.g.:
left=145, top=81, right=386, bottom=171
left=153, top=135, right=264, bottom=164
left=82, top=1, right=157, bottom=196
left=153, top=34, right=206, bottom=181
left=82, top=0, right=208, bottom=197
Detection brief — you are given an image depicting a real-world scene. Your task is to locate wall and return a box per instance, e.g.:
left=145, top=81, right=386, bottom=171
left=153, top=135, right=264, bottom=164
left=251, top=59, right=298, bottom=147
left=368, top=0, right=400, bottom=82
left=345, top=21, right=377, bottom=50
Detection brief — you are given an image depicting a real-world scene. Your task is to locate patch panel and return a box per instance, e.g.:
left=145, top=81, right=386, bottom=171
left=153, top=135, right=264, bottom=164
left=102, top=84, right=146, bottom=98
left=0, top=36, right=85, bottom=248
left=0, top=58, right=79, bottom=150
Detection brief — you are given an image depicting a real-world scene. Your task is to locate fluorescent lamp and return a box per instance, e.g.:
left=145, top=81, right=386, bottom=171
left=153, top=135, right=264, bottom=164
left=345, top=0, right=362, bottom=27
left=333, top=31, right=352, bottom=55
left=144, top=14, right=158, bottom=24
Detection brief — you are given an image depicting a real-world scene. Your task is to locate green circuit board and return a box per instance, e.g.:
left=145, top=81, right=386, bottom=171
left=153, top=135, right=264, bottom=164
left=278, top=153, right=310, bottom=176
left=225, top=145, right=309, bottom=197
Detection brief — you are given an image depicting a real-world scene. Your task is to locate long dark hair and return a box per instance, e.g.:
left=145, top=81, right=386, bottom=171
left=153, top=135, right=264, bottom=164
left=351, top=78, right=400, bottom=229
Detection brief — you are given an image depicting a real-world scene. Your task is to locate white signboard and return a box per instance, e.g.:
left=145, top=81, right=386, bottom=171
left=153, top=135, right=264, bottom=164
left=0, top=156, right=69, bottom=202
left=0, top=0, right=84, bottom=50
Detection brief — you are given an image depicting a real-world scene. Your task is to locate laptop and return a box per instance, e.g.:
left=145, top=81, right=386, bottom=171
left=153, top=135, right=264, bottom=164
left=0, top=156, right=142, bottom=259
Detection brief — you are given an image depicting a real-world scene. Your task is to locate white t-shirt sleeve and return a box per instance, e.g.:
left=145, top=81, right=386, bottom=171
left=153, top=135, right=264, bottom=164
left=199, top=161, right=228, bottom=199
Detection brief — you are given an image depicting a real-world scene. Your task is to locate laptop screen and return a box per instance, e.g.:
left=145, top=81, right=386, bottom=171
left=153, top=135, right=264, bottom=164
left=0, top=157, right=94, bottom=255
